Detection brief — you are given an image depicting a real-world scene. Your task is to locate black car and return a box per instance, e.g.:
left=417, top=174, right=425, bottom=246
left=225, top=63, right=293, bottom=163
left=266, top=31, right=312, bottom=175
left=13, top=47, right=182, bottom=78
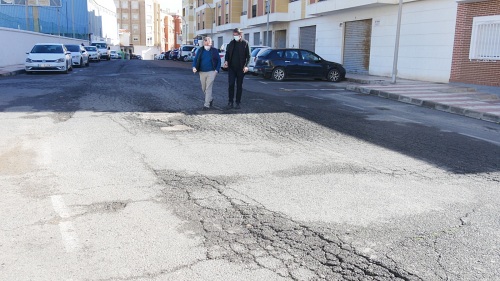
left=169, top=49, right=180, bottom=60
left=254, top=48, right=345, bottom=82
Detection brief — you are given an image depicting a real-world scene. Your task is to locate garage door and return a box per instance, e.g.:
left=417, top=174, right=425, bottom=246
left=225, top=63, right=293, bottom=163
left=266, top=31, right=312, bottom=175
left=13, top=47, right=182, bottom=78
left=299, top=25, right=316, bottom=52
left=275, top=30, right=286, bottom=48
left=343, top=19, right=372, bottom=74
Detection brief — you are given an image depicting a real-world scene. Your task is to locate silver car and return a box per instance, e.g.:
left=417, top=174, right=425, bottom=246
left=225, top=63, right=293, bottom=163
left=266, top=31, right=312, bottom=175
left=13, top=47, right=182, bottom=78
left=84, top=46, right=101, bottom=62
left=25, top=43, right=73, bottom=74
left=65, top=44, right=90, bottom=67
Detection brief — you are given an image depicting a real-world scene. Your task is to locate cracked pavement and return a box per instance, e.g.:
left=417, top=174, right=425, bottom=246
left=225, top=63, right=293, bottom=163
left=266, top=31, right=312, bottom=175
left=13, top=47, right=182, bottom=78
left=0, top=60, right=499, bottom=280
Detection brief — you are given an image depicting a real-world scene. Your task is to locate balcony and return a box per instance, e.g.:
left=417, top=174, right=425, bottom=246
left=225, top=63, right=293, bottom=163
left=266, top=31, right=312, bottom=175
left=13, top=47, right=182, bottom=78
left=244, top=12, right=290, bottom=27
left=307, top=0, right=408, bottom=16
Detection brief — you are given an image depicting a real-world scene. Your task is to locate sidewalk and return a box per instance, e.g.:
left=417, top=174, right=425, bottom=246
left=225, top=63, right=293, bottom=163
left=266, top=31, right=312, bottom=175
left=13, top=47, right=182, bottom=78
left=0, top=64, right=24, bottom=77
left=345, top=74, right=500, bottom=124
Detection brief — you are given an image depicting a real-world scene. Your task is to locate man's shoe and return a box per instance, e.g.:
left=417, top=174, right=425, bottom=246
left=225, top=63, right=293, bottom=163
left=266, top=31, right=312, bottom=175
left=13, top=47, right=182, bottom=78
left=209, top=100, right=213, bottom=107
left=225, top=102, right=234, bottom=109
left=202, top=106, right=210, bottom=111
left=234, top=103, right=241, bottom=109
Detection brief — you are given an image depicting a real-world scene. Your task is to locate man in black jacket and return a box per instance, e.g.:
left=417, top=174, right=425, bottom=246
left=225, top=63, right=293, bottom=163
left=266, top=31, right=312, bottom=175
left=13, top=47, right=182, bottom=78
left=223, top=28, right=251, bottom=109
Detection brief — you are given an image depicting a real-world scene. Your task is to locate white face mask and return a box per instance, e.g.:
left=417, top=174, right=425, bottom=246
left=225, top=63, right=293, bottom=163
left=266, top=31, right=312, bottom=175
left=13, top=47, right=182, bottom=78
left=204, top=46, right=210, bottom=51
left=233, top=35, right=240, bottom=41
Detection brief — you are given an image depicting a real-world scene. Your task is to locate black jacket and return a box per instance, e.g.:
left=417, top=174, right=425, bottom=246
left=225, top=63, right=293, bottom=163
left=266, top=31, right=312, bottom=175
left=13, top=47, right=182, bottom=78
left=225, top=39, right=251, bottom=69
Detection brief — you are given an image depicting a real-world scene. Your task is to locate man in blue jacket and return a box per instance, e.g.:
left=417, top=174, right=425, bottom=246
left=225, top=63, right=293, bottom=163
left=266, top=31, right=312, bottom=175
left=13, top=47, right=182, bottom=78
left=192, top=37, right=221, bottom=110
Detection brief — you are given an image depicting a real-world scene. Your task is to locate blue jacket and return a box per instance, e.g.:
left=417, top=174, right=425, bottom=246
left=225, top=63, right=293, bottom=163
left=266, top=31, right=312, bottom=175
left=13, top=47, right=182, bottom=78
left=193, top=47, right=221, bottom=72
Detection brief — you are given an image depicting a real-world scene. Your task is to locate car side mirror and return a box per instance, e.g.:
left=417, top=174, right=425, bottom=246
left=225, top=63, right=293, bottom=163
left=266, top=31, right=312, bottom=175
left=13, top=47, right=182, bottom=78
left=66, top=52, right=71, bottom=55
left=81, top=50, right=85, bottom=53
left=26, top=52, right=29, bottom=54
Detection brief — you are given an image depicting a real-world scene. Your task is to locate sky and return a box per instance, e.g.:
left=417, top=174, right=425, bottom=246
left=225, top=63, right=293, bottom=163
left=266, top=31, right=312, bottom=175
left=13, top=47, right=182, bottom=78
left=159, top=0, right=182, bottom=14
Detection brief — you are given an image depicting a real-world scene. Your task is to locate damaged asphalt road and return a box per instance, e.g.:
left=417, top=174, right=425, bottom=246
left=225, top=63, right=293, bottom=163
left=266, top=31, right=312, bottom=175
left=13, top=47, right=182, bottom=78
left=0, top=60, right=499, bottom=280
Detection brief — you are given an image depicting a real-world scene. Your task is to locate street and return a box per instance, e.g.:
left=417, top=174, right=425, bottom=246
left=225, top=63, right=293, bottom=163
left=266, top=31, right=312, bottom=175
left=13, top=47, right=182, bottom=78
left=0, top=59, right=499, bottom=281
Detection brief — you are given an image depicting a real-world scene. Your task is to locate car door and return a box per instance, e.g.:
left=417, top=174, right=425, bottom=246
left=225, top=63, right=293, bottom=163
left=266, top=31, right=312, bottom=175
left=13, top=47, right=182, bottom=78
left=299, top=50, right=324, bottom=78
left=283, top=50, right=301, bottom=77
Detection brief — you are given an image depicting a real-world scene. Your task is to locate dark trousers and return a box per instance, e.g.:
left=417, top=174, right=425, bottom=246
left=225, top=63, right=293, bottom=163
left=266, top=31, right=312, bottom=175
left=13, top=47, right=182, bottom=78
left=228, top=67, right=245, bottom=104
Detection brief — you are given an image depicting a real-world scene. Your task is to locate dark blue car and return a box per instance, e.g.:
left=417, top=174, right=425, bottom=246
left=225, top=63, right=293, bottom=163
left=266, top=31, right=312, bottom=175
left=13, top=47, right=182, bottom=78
left=254, top=48, right=346, bottom=82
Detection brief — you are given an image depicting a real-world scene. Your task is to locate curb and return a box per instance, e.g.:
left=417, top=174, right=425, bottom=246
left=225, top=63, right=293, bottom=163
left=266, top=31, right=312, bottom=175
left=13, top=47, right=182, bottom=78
left=346, top=84, right=500, bottom=124
left=0, top=69, right=25, bottom=77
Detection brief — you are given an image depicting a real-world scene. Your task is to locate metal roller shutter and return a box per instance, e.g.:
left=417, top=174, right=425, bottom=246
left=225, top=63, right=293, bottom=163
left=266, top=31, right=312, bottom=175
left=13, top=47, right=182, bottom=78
left=343, top=19, right=372, bottom=74
left=299, top=25, right=316, bottom=52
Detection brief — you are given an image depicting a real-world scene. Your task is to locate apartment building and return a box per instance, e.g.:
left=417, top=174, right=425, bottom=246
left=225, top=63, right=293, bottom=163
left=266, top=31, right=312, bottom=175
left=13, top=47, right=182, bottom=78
left=164, top=13, right=182, bottom=51
left=450, top=0, right=500, bottom=86
left=115, top=0, right=162, bottom=59
left=182, top=0, right=196, bottom=44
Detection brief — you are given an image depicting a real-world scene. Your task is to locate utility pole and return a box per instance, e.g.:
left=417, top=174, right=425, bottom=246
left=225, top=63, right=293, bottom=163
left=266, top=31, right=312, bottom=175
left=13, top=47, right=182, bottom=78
left=71, top=0, right=75, bottom=38
left=265, top=0, right=270, bottom=47
left=391, top=0, right=403, bottom=84
left=25, top=1, right=29, bottom=31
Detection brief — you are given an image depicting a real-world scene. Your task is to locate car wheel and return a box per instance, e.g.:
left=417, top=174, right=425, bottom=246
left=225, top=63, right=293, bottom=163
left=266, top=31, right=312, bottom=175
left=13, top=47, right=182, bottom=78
left=327, top=68, right=342, bottom=82
left=271, top=67, right=285, bottom=81
left=183, top=56, right=189, bottom=62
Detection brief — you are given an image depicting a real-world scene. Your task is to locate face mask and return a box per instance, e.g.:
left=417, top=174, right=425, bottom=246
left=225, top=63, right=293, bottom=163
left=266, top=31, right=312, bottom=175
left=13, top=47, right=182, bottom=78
left=233, top=35, right=240, bottom=41
left=204, top=46, right=210, bottom=51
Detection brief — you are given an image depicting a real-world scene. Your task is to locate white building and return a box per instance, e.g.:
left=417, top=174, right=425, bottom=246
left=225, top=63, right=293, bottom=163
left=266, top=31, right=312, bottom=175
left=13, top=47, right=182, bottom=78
left=194, top=0, right=459, bottom=83
left=88, top=0, right=119, bottom=45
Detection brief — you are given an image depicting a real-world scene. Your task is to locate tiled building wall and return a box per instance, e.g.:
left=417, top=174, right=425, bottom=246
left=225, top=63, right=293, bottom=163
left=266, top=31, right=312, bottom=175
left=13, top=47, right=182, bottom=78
left=450, top=0, right=500, bottom=86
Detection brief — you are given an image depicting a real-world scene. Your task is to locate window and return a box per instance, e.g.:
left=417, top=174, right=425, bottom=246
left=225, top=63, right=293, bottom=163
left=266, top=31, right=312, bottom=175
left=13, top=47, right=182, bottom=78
left=146, top=15, right=152, bottom=24
left=132, top=13, right=139, bottom=20
left=133, top=37, right=139, bottom=42
left=300, top=50, right=320, bottom=62
left=218, top=15, right=221, bottom=25
left=121, top=1, right=128, bottom=9
left=147, top=26, right=152, bottom=34
left=121, top=13, right=128, bottom=20
left=122, top=24, right=129, bottom=30
left=284, top=50, right=299, bottom=59
left=132, top=24, right=139, bottom=33
left=252, top=4, right=256, bottom=18
left=470, top=15, right=500, bottom=60
left=131, top=1, right=139, bottom=9
left=225, top=14, right=229, bottom=23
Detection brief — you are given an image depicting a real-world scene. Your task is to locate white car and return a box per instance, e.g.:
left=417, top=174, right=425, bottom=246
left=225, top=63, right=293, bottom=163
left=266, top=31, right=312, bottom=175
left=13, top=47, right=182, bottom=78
left=248, top=46, right=270, bottom=74
left=65, top=44, right=89, bottom=67
left=110, top=50, right=121, bottom=59
left=84, top=46, right=101, bottom=62
left=25, top=43, right=73, bottom=74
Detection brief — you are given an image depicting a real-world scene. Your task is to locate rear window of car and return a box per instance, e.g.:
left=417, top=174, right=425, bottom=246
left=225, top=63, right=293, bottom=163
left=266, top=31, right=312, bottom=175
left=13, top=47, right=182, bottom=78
left=91, top=43, right=107, bottom=49
left=84, top=46, right=97, bottom=51
left=182, top=46, right=194, bottom=51
left=251, top=48, right=262, bottom=57
left=65, top=45, right=80, bottom=52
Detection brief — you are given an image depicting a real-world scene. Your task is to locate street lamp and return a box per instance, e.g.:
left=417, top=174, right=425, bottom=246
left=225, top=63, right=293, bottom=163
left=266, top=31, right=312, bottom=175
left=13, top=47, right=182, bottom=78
left=391, top=0, right=403, bottom=84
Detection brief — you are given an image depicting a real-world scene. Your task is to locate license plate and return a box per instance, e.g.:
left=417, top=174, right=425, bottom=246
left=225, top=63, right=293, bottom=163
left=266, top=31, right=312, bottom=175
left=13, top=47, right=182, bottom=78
left=38, top=64, right=50, bottom=67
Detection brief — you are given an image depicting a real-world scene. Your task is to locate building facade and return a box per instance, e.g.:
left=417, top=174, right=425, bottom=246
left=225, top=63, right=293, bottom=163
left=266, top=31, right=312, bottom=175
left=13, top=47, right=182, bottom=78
left=184, top=0, right=499, bottom=86
left=115, top=0, right=162, bottom=59
left=0, top=0, right=89, bottom=39
left=88, top=0, right=118, bottom=44
left=164, top=13, right=182, bottom=51
left=182, top=0, right=196, bottom=44
left=450, top=0, right=500, bottom=86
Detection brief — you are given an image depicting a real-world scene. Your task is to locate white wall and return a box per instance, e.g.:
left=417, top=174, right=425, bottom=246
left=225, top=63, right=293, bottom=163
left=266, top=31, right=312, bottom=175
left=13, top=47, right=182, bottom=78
left=134, top=45, right=161, bottom=60
left=288, top=0, right=458, bottom=82
left=0, top=27, right=86, bottom=67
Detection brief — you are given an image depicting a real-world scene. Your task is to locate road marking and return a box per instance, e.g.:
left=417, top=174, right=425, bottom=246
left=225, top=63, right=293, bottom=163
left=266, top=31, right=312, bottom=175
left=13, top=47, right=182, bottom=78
left=459, top=133, right=500, bottom=146
left=281, top=88, right=344, bottom=91
left=390, top=115, right=423, bottom=124
left=259, top=81, right=268, bottom=85
left=50, top=195, right=81, bottom=252
left=161, top=78, right=168, bottom=83
left=342, top=104, right=365, bottom=111
left=306, top=96, right=325, bottom=100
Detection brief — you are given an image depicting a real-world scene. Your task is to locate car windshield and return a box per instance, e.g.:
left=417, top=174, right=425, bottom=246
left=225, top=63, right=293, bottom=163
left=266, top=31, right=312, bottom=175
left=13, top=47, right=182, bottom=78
left=65, top=45, right=80, bottom=52
left=84, top=46, right=96, bottom=51
left=31, top=44, right=64, bottom=54
left=182, top=46, right=193, bottom=51
left=91, top=43, right=107, bottom=49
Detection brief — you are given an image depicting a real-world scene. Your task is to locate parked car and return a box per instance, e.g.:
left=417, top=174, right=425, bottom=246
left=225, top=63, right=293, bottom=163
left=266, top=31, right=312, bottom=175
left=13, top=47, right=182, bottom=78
left=110, top=50, right=121, bottom=59
left=25, top=43, right=73, bottom=74
left=219, top=44, right=265, bottom=71
left=169, top=49, right=179, bottom=60
left=65, top=44, right=89, bottom=67
left=248, top=46, right=270, bottom=75
left=187, top=46, right=201, bottom=62
left=254, top=48, right=346, bottom=82
left=131, top=54, right=142, bottom=60
left=178, top=44, right=195, bottom=62
left=164, top=50, right=172, bottom=60
left=91, top=41, right=110, bottom=60
left=84, top=46, right=101, bottom=62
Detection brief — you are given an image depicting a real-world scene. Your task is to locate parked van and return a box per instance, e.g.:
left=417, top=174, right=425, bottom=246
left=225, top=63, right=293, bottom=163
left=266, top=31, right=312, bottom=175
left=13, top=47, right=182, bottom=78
left=91, top=41, right=110, bottom=60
